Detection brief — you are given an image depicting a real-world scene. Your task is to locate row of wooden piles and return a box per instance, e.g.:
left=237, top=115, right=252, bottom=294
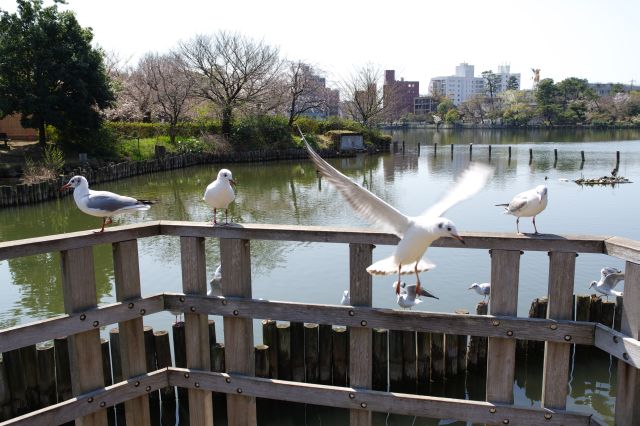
left=0, top=293, right=622, bottom=424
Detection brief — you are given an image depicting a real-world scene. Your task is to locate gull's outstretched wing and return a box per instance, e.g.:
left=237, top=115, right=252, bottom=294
left=300, top=130, right=410, bottom=236
left=420, top=163, right=494, bottom=218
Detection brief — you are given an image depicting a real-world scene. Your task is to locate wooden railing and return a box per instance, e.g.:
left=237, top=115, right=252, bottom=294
left=1, top=221, right=640, bottom=425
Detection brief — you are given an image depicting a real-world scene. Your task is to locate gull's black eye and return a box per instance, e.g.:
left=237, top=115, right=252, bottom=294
left=447, top=227, right=452, bottom=231
left=438, top=223, right=443, bottom=229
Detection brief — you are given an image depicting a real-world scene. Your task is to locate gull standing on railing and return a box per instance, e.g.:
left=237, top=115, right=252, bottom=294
left=496, top=185, right=548, bottom=235
left=61, top=175, right=154, bottom=233
left=589, top=267, right=624, bottom=300
left=204, top=169, right=236, bottom=225
left=396, top=282, right=438, bottom=310
left=468, top=282, right=491, bottom=302
left=299, top=127, right=493, bottom=297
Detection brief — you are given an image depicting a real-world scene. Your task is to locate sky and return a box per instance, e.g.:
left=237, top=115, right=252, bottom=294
left=1, top=0, right=638, bottom=92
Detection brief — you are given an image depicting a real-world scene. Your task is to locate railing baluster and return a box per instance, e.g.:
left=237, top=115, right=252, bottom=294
left=113, top=240, right=151, bottom=424
left=180, top=237, right=214, bottom=425
left=541, top=251, right=576, bottom=410
left=60, top=246, right=107, bottom=425
left=486, top=249, right=520, bottom=404
left=349, top=243, right=373, bottom=426
left=221, top=238, right=257, bottom=425
left=615, top=261, right=640, bottom=425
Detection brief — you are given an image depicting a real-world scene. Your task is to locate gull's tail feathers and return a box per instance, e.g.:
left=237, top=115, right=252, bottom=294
left=366, top=257, right=436, bottom=276
left=612, top=290, right=624, bottom=297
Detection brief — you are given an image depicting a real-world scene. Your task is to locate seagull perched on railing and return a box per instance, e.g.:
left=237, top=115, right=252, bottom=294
left=396, top=282, right=438, bottom=310
left=340, top=290, right=350, bottom=306
left=204, top=169, right=236, bottom=225
left=61, top=175, right=154, bottom=233
left=589, top=267, right=624, bottom=301
left=496, top=185, right=548, bottom=235
left=299, top=127, right=493, bottom=298
left=468, top=282, right=491, bottom=302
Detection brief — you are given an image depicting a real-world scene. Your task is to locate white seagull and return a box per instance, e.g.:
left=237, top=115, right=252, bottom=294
left=340, top=290, right=350, bottom=306
left=61, top=175, right=153, bottom=233
left=468, top=282, right=491, bottom=302
left=208, top=265, right=222, bottom=297
left=396, top=282, right=438, bottom=310
left=589, top=267, right=624, bottom=300
left=203, top=169, right=236, bottom=225
left=300, top=128, right=493, bottom=296
left=496, top=185, right=548, bottom=234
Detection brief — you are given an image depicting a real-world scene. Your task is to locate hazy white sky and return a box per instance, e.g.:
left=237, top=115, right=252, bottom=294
left=1, top=0, right=638, bottom=91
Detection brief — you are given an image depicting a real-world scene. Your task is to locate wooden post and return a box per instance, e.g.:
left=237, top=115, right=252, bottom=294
left=529, top=148, right=533, bottom=164
left=36, top=342, right=56, bottom=408
left=488, top=145, right=492, bottom=158
left=402, top=331, right=417, bottom=393
left=100, top=339, right=116, bottom=426
left=255, top=345, right=270, bottom=378
left=372, top=329, right=388, bottom=392
left=262, top=320, right=279, bottom=379
left=450, top=144, right=454, bottom=156
left=417, top=143, right=420, bottom=155
left=416, top=332, right=430, bottom=393
left=60, top=246, right=107, bottom=425
left=469, top=143, right=473, bottom=159
left=180, top=237, right=213, bottom=425
left=332, top=327, right=348, bottom=387
left=388, top=330, right=403, bottom=391
left=154, top=330, right=175, bottom=406
left=109, top=328, right=126, bottom=425
left=601, top=301, right=616, bottom=327
left=349, top=243, right=373, bottom=425
left=541, top=252, right=575, bottom=410
left=402, top=140, right=405, bottom=153
left=54, top=337, right=72, bottom=403
left=526, top=298, right=548, bottom=358
left=434, top=143, right=437, bottom=155
left=276, top=323, right=292, bottom=380
left=220, top=237, right=257, bottom=425
left=318, top=324, right=333, bottom=385
left=444, top=334, right=458, bottom=378
left=575, top=295, right=591, bottom=321
left=171, top=321, right=188, bottom=421
left=0, top=356, right=12, bottom=420
left=589, top=295, right=603, bottom=322
left=616, top=150, right=621, bottom=165
left=430, top=333, right=445, bottom=384
left=290, top=322, right=305, bottom=382
left=614, top=296, right=624, bottom=331
left=467, top=303, right=488, bottom=371
left=113, top=240, right=151, bottom=425
left=304, top=323, right=319, bottom=383
left=144, top=326, right=160, bottom=425
left=211, top=342, right=226, bottom=419
left=3, top=349, right=27, bottom=415
left=581, top=150, right=585, bottom=162
left=508, top=146, right=512, bottom=159
left=554, top=148, right=558, bottom=162
left=19, top=345, right=39, bottom=410
left=486, top=249, right=520, bottom=405
left=616, top=261, right=640, bottom=425
left=455, top=310, right=469, bottom=374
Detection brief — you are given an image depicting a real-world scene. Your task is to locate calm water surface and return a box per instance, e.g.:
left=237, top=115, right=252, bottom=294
left=2, top=128, right=640, bottom=424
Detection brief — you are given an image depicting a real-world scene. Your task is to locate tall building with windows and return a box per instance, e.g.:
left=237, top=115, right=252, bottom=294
left=383, top=70, right=420, bottom=120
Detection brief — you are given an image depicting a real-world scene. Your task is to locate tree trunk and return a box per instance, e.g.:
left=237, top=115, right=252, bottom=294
left=169, top=122, right=176, bottom=144
left=38, top=119, right=46, bottom=147
left=221, top=106, right=233, bottom=137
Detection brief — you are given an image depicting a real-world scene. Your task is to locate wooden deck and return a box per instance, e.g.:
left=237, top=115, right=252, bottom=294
left=1, top=220, right=639, bottom=425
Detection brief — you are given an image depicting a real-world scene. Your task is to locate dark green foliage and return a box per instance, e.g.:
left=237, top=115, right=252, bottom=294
left=0, top=0, right=115, bottom=145
left=230, top=115, right=292, bottom=150
left=105, top=120, right=221, bottom=139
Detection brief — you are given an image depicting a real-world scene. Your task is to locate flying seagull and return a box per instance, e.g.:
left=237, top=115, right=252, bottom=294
left=468, top=282, right=491, bottom=302
left=299, top=127, right=493, bottom=296
left=589, top=267, right=624, bottom=301
left=496, top=185, right=548, bottom=234
left=204, top=169, right=236, bottom=225
left=61, top=175, right=153, bottom=233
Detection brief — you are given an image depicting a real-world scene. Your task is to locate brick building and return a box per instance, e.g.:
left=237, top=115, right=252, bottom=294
left=383, top=70, right=419, bottom=120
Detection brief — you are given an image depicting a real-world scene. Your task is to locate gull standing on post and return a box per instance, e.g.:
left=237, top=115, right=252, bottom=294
left=468, top=282, right=491, bottom=302
left=589, top=267, right=624, bottom=301
left=61, top=175, right=153, bottom=233
left=496, top=185, right=548, bottom=235
left=204, top=169, right=236, bottom=225
left=299, top=127, right=493, bottom=296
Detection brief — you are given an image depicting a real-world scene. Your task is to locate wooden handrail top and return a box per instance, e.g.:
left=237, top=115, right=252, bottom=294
left=2, top=220, right=634, bottom=260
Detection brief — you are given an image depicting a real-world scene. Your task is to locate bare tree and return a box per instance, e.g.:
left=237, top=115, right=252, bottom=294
left=341, top=64, right=395, bottom=127
left=284, top=61, right=329, bottom=126
left=179, top=31, right=282, bottom=136
left=138, top=52, right=196, bottom=143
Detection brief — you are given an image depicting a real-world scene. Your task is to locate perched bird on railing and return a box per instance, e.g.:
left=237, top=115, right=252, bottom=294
left=468, top=282, right=491, bottom=302
left=340, top=290, right=350, bottom=306
left=204, top=169, right=236, bottom=225
left=496, top=185, right=548, bottom=235
left=208, top=264, right=222, bottom=297
left=396, top=281, right=438, bottom=310
left=299, top=127, right=493, bottom=297
left=589, top=267, right=624, bottom=301
left=61, top=175, right=154, bottom=233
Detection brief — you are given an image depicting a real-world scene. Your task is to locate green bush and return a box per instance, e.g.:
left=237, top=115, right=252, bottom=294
left=231, top=115, right=292, bottom=150
left=105, top=120, right=222, bottom=139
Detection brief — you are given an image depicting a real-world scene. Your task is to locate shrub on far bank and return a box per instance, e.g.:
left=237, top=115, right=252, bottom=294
left=231, top=115, right=292, bottom=150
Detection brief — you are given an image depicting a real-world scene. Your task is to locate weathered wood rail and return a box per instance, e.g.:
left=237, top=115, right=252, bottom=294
left=1, top=221, right=640, bottom=425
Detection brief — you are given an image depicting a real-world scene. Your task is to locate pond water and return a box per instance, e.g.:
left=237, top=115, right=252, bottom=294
left=2, top=128, right=640, bottom=424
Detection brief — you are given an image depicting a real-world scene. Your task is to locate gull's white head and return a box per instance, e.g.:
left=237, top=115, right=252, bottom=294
left=468, top=283, right=479, bottom=290
left=536, top=185, right=548, bottom=201
left=217, top=169, right=236, bottom=186
left=61, top=175, right=88, bottom=191
left=434, top=218, right=465, bottom=244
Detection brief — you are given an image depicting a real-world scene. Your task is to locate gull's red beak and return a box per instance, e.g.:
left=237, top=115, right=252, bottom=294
left=60, top=183, right=72, bottom=192
left=454, top=234, right=466, bottom=245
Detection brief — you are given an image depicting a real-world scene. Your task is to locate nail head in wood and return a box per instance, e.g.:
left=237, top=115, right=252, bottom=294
left=134, top=381, right=140, bottom=387
left=490, top=408, right=496, bottom=414
left=233, top=309, right=239, bottom=316
left=492, top=320, right=500, bottom=326
left=100, top=401, right=106, bottom=407
left=88, top=397, right=94, bottom=403
left=360, top=320, right=367, bottom=326
left=550, top=324, right=557, bottom=330
left=237, top=388, right=243, bottom=394
left=225, top=377, right=231, bottom=383
left=184, top=372, right=190, bottom=378
left=544, top=413, right=552, bottom=420
left=80, top=313, right=86, bottom=321
left=564, top=335, right=572, bottom=341
left=360, top=402, right=367, bottom=408
left=128, top=302, right=134, bottom=309
left=613, top=335, right=619, bottom=343
left=139, top=308, right=146, bottom=315
left=222, top=299, right=227, bottom=305
left=349, top=393, right=355, bottom=399
left=92, top=320, right=99, bottom=327
left=506, top=330, right=513, bottom=336
left=349, top=310, right=355, bottom=316
left=179, top=296, right=185, bottom=302
left=190, top=306, right=196, bottom=312
left=145, top=386, right=151, bottom=392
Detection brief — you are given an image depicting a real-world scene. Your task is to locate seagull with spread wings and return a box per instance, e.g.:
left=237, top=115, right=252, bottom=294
left=300, top=128, right=493, bottom=296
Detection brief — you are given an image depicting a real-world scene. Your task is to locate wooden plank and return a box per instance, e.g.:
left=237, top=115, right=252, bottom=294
left=486, top=249, right=520, bottom=404
left=604, top=236, right=640, bottom=264
left=594, top=325, right=640, bottom=368
left=220, top=238, right=256, bottom=425
left=541, top=251, right=575, bottom=410
left=348, top=243, right=373, bottom=426
left=304, top=323, right=319, bottom=383
left=1, top=370, right=168, bottom=426
left=60, top=246, right=108, bottom=425
left=0, top=222, right=160, bottom=261
left=615, top=260, right=640, bottom=425
left=0, top=295, right=164, bottom=353
left=113, top=240, right=151, bottom=425
left=167, top=368, right=594, bottom=426
left=164, top=294, right=595, bottom=345
left=180, top=237, right=213, bottom=426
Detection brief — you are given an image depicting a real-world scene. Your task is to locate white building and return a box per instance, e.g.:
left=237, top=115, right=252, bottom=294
left=428, top=63, right=520, bottom=105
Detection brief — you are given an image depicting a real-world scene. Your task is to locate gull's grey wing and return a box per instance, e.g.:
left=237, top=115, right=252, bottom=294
left=86, top=193, right=141, bottom=212
left=506, top=197, right=528, bottom=214
left=601, top=267, right=622, bottom=278
left=603, top=272, right=624, bottom=288
left=300, top=129, right=410, bottom=236
left=404, top=283, right=439, bottom=299
left=421, top=163, right=493, bottom=218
